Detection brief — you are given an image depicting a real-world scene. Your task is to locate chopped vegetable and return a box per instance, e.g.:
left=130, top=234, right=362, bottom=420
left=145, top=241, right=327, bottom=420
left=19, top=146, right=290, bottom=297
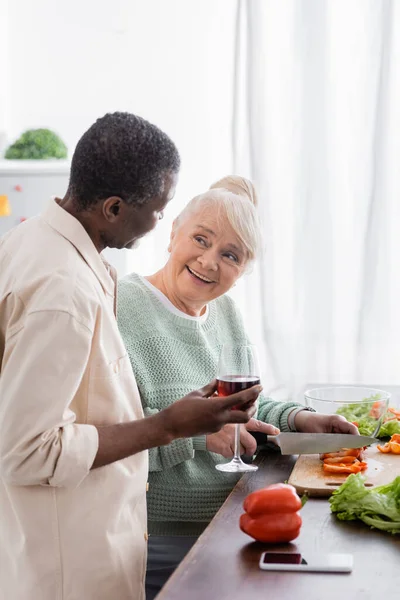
left=379, top=419, right=400, bottom=438
left=320, top=447, right=366, bottom=474
left=336, top=396, right=400, bottom=438
left=323, top=460, right=367, bottom=474
left=329, top=473, right=400, bottom=534
left=377, top=434, right=400, bottom=454
left=323, top=456, right=360, bottom=464
left=240, top=483, right=302, bottom=543
left=321, top=448, right=363, bottom=460
left=369, top=401, right=384, bottom=419
left=388, top=407, right=400, bottom=418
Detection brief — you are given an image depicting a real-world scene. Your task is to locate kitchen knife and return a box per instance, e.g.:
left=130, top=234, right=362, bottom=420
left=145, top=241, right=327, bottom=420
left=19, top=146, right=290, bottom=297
left=255, top=432, right=376, bottom=455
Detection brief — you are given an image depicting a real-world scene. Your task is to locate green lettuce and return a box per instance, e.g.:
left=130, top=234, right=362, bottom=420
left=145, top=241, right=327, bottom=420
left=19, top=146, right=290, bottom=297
left=329, top=473, right=400, bottom=534
left=336, top=396, right=400, bottom=437
left=378, top=419, right=400, bottom=438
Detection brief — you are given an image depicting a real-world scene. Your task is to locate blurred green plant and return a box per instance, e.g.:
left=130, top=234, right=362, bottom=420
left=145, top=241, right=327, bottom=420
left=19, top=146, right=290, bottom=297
left=5, top=129, right=67, bottom=159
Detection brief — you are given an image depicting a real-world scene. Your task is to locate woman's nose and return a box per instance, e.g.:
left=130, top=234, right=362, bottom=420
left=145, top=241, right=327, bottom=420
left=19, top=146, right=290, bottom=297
left=197, top=250, right=218, bottom=271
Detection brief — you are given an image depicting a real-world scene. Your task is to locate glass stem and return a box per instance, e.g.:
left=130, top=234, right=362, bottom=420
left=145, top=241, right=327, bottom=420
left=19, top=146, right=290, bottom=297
left=234, top=423, right=241, bottom=460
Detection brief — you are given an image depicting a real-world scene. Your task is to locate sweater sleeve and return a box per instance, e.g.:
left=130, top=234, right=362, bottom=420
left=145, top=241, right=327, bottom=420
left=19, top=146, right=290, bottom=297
left=144, top=406, right=196, bottom=472
left=256, top=393, right=304, bottom=432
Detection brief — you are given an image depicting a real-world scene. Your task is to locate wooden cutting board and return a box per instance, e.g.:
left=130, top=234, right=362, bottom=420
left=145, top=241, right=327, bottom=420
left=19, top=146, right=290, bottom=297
left=288, top=444, right=400, bottom=497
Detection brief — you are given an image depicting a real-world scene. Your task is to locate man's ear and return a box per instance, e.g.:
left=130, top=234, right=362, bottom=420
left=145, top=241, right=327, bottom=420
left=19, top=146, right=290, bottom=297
left=102, top=197, right=122, bottom=222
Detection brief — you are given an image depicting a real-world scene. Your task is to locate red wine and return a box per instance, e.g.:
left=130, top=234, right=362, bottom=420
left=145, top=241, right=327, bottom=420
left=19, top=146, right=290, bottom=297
left=217, top=376, right=260, bottom=409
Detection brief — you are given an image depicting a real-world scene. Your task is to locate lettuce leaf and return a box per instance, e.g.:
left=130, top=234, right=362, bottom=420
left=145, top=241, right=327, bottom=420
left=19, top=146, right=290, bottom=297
left=379, top=419, right=400, bottom=437
left=336, top=398, right=400, bottom=438
left=329, top=473, right=400, bottom=534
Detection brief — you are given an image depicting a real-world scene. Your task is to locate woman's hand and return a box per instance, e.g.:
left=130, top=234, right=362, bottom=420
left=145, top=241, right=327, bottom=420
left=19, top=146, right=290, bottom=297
left=293, top=410, right=359, bottom=435
left=206, top=419, right=279, bottom=458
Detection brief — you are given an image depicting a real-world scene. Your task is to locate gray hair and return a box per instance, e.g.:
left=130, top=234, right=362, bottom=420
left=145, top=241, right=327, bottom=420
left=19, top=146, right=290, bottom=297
left=174, top=176, right=261, bottom=262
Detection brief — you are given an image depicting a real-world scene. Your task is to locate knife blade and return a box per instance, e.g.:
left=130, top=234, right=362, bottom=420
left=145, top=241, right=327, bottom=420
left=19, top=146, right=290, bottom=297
left=264, top=432, right=376, bottom=455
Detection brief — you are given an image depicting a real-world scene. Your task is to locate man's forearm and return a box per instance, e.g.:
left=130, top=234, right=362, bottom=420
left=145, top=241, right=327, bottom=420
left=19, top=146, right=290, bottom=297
left=92, top=412, right=173, bottom=469
left=91, top=382, right=262, bottom=469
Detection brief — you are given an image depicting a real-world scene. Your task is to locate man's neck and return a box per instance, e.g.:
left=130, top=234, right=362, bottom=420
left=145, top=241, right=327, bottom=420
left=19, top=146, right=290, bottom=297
left=56, top=196, right=104, bottom=253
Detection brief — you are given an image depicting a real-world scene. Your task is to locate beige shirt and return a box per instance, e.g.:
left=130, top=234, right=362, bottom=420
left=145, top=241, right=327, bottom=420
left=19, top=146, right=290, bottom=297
left=0, top=200, right=148, bottom=600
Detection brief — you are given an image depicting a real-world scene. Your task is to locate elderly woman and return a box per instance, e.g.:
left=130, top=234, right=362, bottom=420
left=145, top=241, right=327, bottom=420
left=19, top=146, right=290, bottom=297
left=117, top=176, right=357, bottom=599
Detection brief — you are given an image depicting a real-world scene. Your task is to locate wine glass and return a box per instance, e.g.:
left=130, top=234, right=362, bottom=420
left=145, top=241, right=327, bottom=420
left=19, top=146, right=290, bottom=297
left=215, top=343, right=260, bottom=473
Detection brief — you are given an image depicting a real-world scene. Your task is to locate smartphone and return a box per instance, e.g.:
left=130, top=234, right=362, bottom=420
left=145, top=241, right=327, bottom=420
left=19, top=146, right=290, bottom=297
left=259, top=552, right=353, bottom=573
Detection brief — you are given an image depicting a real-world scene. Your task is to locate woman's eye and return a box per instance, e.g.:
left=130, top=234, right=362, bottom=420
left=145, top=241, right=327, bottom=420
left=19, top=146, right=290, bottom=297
left=194, top=236, right=207, bottom=246
left=224, top=252, right=239, bottom=263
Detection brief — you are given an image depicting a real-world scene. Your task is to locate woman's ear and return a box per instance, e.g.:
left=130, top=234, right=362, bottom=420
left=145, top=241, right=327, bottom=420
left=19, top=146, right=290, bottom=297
left=168, top=220, right=177, bottom=253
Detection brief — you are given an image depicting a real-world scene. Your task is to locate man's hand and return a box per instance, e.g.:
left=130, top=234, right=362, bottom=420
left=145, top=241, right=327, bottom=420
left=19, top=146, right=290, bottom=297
left=162, top=379, right=262, bottom=442
left=93, top=380, right=261, bottom=469
left=294, top=411, right=359, bottom=435
left=206, top=418, right=280, bottom=458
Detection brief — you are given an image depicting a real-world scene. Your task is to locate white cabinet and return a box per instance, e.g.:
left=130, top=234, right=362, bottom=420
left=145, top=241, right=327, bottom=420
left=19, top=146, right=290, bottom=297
left=0, top=160, right=70, bottom=237
left=0, top=160, right=129, bottom=275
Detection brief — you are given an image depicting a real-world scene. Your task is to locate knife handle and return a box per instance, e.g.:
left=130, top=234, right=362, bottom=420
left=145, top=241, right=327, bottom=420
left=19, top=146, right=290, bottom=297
left=248, top=431, right=269, bottom=445
left=248, top=431, right=280, bottom=450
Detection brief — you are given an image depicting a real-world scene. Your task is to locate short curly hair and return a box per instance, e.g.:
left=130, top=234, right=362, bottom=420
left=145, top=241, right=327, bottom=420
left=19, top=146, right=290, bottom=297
left=68, top=112, right=180, bottom=209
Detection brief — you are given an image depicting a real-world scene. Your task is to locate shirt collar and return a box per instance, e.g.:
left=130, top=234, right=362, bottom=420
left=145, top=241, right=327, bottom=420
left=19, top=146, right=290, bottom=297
left=41, top=198, right=115, bottom=297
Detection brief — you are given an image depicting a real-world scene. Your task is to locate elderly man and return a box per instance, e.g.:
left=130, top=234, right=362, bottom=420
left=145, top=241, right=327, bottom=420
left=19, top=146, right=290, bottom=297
left=0, top=112, right=260, bottom=600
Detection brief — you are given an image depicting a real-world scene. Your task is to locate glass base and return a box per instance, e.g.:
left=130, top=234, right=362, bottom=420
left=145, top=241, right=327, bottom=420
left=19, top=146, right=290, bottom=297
left=215, top=457, right=258, bottom=473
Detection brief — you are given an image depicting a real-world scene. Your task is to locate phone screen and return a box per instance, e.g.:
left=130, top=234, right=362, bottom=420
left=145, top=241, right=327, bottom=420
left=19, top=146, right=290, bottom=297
left=262, top=553, right=304, bottom=565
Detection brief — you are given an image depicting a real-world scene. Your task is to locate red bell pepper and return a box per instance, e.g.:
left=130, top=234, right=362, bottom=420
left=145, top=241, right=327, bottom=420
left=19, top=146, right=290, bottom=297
left=240, top=483, right=302, bottom=543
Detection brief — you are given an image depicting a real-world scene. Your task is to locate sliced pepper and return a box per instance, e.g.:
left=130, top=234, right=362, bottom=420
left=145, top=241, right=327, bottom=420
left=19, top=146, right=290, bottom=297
left=377, top=443, right=392, bottom=453
left=323, top=460, right=367, bottom=474
left=387, top=408, right=400, bottom=418
left=377, top=433, right=400, bottom=454
left=370, top=401, right=385, bottom=419
left=321, top=448, right=363, bottom=460
left=323, top=456, right=359, bottom=465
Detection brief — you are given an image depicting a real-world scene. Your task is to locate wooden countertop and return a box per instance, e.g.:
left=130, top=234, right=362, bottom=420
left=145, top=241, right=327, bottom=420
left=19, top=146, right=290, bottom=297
left=157, top=450, right=400, bottom=600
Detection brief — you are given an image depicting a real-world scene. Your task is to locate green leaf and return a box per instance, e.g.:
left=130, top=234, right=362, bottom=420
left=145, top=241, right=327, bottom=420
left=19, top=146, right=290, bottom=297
left=379, top=420, right=400, bottom=438
left=336, top=397, right=400, bottom=438
left=329, top=473, right=400, bottom=534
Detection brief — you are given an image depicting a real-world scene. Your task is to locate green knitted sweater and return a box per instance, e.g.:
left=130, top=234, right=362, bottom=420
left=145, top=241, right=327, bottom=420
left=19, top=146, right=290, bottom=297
left=117, top=273, right=301, bottom=536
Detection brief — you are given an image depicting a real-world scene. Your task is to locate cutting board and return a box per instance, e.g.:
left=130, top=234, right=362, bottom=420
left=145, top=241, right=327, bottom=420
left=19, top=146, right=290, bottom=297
left=288, top=444, right=400, bottom=497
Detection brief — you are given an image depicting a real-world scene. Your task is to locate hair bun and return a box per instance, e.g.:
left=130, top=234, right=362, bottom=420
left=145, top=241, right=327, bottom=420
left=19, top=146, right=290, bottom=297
left=209, top=175, right=258, bottom=208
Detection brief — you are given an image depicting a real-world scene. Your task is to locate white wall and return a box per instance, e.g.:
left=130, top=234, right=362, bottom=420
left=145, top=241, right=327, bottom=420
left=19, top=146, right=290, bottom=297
left=4, top=0, right=237, bottom=274
left=0, top=0, right=9, bottom=152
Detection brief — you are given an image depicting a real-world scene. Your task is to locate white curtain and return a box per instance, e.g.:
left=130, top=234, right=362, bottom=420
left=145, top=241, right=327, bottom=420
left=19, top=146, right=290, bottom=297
left=231, top=0, right=400, bottom=399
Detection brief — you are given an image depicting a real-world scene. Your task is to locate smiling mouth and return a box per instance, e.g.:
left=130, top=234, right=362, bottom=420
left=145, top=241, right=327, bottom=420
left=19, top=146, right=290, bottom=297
left=186, top=266, right=216, bottom=283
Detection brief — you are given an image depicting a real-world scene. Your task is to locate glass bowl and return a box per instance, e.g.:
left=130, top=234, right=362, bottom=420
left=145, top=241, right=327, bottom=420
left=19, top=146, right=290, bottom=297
left=304, top=386, right=391, bottom=437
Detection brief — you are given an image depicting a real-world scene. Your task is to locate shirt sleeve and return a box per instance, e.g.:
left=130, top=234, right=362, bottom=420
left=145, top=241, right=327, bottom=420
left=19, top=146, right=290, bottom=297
left=256, top=393, right=303, bottom=432
left=0, top=309, right=99, bottom=487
